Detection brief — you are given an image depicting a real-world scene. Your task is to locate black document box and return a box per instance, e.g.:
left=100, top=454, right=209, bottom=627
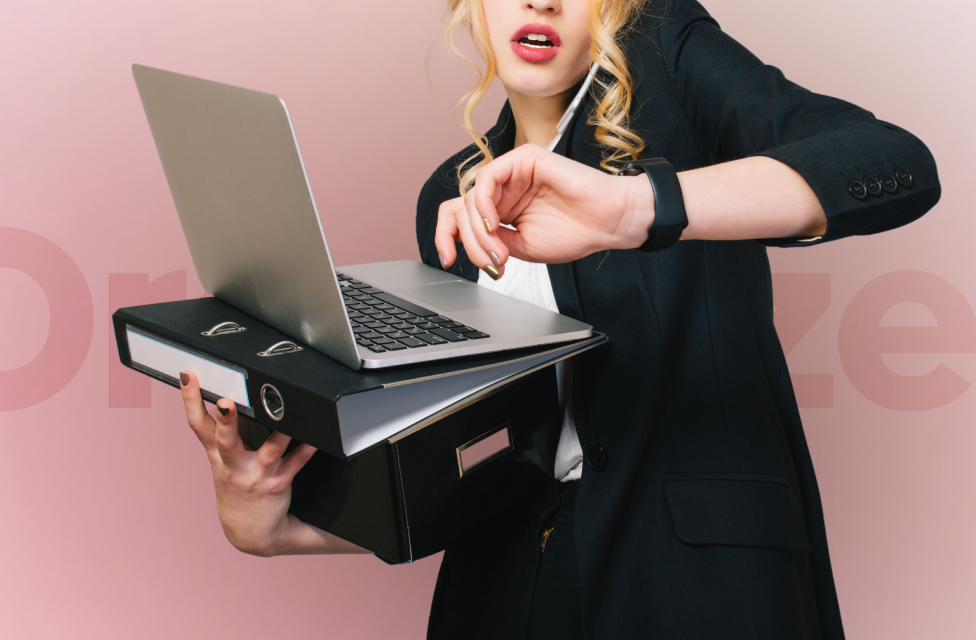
left=269, top=365, right=560, bottom=562
left=113, top=297, right=605, bottom=562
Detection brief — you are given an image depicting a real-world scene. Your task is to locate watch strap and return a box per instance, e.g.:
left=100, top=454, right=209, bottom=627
left=621, top=158, right=688, bottom=252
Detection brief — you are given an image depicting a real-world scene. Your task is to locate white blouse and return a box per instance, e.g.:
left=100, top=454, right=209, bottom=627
left=477, top=257, right=583, bottom=482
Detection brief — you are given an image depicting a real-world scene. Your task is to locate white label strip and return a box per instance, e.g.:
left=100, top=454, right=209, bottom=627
left=127, top=330, right=250, bottom=407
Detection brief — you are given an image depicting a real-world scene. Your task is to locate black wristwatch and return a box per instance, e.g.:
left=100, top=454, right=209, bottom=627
left=620, top=158, right=688, bottom=252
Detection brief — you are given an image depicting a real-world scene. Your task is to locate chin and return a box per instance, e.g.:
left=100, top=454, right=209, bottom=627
left=500, top=64, right=582, bottom=98
left=508, top=81, right=567, bottom=97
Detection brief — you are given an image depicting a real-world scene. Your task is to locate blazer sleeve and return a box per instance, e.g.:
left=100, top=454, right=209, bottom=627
left=650, top=0, right=941, bottom=247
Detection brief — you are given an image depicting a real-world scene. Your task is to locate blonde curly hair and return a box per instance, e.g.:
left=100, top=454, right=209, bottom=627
left=445, top=0, right=648, bottom=194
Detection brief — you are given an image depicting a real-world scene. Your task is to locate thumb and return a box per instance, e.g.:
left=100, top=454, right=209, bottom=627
left=278, top=443, right=318, bottom=481
left=495, top=226, right=530, bottom=262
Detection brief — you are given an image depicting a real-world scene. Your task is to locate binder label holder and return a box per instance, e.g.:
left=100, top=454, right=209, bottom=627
left=126, top=326, right=252, bottom=414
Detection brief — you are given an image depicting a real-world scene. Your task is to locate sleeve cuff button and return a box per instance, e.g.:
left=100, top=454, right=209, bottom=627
left=864, top=176, right=883, bottom=197
left=895, top=166, right=914, bottom=188
left=849, top=180, right=868, bottom=200
left=881, top=173, right=899, bottom=193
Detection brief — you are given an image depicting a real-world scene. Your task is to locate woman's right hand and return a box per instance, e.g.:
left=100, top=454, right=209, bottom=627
left=433, top=146, right=654, bottom=276
left=179, top=370, right=367, bottom=557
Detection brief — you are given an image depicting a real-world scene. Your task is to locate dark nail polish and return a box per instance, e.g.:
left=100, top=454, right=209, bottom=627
left=217, top=404, right=229, bottom=416
left=488, top=251, right=500, bottom=268
left=180, top=372, right=189, bottom=386
left=482, top=264, right=499, bottom=280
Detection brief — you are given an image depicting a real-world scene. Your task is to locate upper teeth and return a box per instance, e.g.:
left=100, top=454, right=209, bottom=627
left=526, top=34, right=548, bottom=42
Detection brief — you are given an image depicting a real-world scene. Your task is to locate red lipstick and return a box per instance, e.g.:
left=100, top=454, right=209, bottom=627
left=510, top=23, right=561, bottom=63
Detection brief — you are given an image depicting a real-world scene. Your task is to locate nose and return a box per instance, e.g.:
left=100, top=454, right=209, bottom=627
left=526, top=0, right=560, bottom=12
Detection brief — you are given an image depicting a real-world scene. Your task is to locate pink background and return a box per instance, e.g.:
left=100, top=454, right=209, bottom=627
left=1, top=0, right=973, bottom=638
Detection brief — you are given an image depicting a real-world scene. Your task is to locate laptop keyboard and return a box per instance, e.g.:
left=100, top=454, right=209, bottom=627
left=336, top=273, right=490, bottom=354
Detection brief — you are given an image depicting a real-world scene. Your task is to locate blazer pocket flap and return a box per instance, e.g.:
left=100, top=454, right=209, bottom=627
left=664, top=475, right=812, bottom=552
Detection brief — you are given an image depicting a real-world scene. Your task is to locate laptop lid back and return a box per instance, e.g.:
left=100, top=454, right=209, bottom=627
left=132, top=64, right=361, bottom=369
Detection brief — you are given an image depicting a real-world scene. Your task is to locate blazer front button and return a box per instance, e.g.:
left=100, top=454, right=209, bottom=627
left=895, top=166, right=914, bottom=187
left=849, top=180, right=868, bottom=200
left=864, top=176, right=883, bottom=197
left=880, top=173, right=899, bottom=194
left=585, top=443, right=608, bottom=472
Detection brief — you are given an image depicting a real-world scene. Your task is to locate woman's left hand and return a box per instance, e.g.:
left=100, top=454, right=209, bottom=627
left=435, top=144, right=655, bottom=274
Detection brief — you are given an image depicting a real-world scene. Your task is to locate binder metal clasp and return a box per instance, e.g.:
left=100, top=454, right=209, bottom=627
left=261, top=384, right=285, bottom=421
left=201, top=321, right=247, bottom=337
left=257, top=341, right=304, bottom=357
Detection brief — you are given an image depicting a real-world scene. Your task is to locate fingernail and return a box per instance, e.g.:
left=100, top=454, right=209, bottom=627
left=482, top=264, right=499, bottom=280
left=438, top=252, right=447, bottom=269
left=487, top=251, right=500, bottom=268
left=483, top=218, right=492, bottom=234
left=217, top=402, right=229, bottom=416
left=180, top=372, right=189, bottom=386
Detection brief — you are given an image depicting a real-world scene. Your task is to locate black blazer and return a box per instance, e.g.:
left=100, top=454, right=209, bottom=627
left=415, top=1, right=940, bottom=638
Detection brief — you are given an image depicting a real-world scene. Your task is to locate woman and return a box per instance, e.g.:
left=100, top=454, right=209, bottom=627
left=178, top=0, right=940, bottom=638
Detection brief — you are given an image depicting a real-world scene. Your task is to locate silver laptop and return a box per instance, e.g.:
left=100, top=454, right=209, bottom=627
left=132, top=64, right=592, bottom=370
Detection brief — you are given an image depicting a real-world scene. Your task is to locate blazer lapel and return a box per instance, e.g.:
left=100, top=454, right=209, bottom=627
left=545, top=91, right=596, bottom=323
